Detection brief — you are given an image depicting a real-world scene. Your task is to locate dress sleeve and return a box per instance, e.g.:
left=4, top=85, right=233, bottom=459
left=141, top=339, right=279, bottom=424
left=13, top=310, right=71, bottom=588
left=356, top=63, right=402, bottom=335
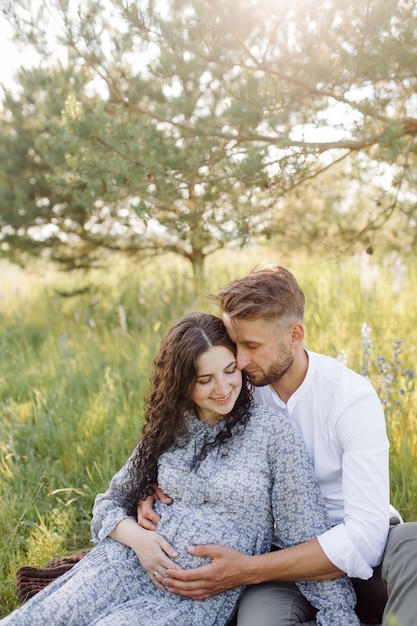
left=268, top=408, right=359, bottom=626
left=90, top=451, right=137, bottom=544
left=270, top=409, right=331, bottom=545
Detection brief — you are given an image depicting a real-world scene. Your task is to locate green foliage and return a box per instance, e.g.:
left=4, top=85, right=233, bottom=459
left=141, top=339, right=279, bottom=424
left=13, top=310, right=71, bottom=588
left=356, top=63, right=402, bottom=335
left=0, top=251, right=416, bottom=617
left=1, top=0, right=416, bottom=276
left=0, top=255, right=200, bottom=616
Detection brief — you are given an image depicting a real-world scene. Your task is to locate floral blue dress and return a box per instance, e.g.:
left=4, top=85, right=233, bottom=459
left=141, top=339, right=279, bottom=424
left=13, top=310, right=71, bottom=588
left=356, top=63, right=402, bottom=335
left=1, top=404, right=359, bottom=625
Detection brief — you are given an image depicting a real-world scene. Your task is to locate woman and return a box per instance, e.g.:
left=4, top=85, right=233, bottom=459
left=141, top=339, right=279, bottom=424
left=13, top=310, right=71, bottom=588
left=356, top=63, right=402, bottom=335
left=1, top=313, right=359, bottom=626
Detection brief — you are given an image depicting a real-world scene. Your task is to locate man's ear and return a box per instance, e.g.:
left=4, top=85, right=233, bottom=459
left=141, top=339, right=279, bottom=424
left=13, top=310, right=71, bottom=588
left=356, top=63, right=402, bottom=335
left=290, top=323, right=304, bottom=345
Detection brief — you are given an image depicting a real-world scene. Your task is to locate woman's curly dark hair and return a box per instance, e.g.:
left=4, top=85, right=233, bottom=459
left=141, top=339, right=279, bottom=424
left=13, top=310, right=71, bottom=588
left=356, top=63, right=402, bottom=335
left=124, top=312, right=253, bottom=514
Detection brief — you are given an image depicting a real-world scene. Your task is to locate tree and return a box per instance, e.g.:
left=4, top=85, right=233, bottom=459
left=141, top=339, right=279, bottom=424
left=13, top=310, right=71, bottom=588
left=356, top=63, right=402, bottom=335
left=268, top=157, right=417, bottom=257
left=1, top=0, right=416, bottom=277
left=201, top=0, right=417, bottom=254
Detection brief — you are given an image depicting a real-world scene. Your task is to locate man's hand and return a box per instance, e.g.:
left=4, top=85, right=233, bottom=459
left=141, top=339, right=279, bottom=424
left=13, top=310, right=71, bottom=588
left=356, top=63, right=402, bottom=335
left=161, top=544, right=250, bottom=600
left=137, top=484, right=173, bottom=530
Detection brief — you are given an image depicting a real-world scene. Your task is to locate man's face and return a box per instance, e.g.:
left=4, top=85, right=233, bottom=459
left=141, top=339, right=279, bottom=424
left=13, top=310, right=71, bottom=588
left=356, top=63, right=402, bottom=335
left=223, top=315, right=294, bottom=387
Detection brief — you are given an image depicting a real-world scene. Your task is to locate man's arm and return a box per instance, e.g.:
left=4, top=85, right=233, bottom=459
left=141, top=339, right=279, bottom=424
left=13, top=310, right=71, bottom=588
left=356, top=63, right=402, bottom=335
left=162, top=538, right=343, bottom=600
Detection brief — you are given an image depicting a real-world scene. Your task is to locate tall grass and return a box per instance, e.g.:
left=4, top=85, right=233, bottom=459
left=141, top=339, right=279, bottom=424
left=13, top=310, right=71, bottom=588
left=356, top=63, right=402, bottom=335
left=0, top=250, right=416, bottom=616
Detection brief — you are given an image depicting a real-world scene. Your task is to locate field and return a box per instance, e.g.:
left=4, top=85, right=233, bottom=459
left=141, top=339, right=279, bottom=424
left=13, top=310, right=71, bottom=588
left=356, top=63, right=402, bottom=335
left=1, top=248, right=416, bottom=616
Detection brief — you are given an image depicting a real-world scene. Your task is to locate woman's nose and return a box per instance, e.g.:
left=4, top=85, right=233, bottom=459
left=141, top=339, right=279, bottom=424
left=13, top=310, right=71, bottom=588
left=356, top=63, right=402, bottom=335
left=214, top=377, right=229, bottom=394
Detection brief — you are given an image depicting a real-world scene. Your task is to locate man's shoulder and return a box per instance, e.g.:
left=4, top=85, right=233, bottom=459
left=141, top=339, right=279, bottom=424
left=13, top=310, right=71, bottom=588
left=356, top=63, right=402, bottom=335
left=307, top=351, right=380, bottom=413
left=309, top=351, right=370, bottom=386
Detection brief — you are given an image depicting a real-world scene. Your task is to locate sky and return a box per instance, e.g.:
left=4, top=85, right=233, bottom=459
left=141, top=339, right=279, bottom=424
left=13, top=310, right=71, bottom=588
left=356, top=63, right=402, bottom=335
left=0, top=14, right=23, bottom=90
left=0, top=10, right=40, bottom=93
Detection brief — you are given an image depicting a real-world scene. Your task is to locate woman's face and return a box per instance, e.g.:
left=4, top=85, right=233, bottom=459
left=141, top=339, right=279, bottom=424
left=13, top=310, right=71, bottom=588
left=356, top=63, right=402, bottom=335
left=190, top=345, right=242, bottom=424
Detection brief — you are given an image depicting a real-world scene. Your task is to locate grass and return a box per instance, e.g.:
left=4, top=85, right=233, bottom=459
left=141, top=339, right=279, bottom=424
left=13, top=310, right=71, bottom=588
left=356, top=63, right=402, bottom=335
left=0, top=248, right=416, bottom=616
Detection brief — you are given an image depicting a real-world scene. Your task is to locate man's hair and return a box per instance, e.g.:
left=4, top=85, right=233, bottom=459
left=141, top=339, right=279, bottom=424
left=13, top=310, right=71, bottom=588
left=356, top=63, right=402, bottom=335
left=212, top=265, right=305, bottom=323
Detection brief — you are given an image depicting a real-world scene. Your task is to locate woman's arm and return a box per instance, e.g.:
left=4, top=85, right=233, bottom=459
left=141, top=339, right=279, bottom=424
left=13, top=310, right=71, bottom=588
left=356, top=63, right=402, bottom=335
left=91, top=454, right=180, bottom=582
left=109, top=518, right=181, bottom=590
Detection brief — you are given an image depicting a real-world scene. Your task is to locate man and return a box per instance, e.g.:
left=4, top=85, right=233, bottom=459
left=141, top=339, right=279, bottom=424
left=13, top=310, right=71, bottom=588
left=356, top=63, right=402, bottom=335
left=138, top=265, right=417, bottom=626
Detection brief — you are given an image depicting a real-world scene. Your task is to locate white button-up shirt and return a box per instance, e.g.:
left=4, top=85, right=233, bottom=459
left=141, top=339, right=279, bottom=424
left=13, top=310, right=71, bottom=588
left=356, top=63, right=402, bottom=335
left=254, top=349, right=390, bottom=580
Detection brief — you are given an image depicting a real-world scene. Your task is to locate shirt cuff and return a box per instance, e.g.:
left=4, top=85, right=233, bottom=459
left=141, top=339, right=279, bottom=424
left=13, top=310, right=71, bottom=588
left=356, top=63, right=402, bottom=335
left=317, top=525, right=374, bottom=579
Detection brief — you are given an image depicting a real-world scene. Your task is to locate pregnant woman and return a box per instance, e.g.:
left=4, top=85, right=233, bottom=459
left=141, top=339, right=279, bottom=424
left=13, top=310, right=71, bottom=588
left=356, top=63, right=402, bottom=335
left=1, top=313, right=359, bottom=626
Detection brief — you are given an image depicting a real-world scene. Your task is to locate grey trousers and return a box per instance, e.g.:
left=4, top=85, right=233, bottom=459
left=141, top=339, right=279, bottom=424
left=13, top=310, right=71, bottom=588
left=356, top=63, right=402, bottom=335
left=234, top=523, right=417, bottom=626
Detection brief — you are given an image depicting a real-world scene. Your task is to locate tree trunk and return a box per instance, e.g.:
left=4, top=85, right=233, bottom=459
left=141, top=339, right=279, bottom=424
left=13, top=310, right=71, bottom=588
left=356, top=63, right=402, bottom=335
left=190, top=249, right=206, bottom=292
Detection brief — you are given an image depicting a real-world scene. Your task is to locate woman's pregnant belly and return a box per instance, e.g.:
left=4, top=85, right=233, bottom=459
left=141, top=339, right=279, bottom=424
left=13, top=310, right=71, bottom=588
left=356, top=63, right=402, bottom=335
left=153, top=500, right=263, bottom=570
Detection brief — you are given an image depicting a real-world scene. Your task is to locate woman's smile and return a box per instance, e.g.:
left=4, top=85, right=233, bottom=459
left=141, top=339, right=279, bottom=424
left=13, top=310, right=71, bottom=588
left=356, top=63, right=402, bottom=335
left=191, top=345, right=243, bottom=424
left=211, top=390, right=233, bottom=404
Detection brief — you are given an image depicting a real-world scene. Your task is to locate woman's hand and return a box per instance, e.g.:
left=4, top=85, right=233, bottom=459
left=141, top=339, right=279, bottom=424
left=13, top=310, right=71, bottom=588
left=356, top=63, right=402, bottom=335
left=134, top=527, right=182, bottom=591
left=109, top=518, right=181, bottom=591
left=137, top=484, right=173, bottom=530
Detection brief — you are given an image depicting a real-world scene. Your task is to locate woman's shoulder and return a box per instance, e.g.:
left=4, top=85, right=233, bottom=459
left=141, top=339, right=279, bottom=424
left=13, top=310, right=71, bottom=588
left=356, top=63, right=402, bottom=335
left=250, top=401, right=289, bottom=425
left=246, top=403, right=301, bottom=453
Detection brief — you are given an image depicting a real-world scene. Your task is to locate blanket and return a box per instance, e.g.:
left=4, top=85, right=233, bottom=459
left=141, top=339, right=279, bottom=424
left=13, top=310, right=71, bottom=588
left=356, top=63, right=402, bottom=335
left=16, top=551, right=90, bottom=603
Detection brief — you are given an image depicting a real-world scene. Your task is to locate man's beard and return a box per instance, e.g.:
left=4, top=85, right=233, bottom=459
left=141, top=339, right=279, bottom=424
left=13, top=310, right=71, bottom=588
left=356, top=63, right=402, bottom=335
left=247, top=354, right=294, bottom=387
